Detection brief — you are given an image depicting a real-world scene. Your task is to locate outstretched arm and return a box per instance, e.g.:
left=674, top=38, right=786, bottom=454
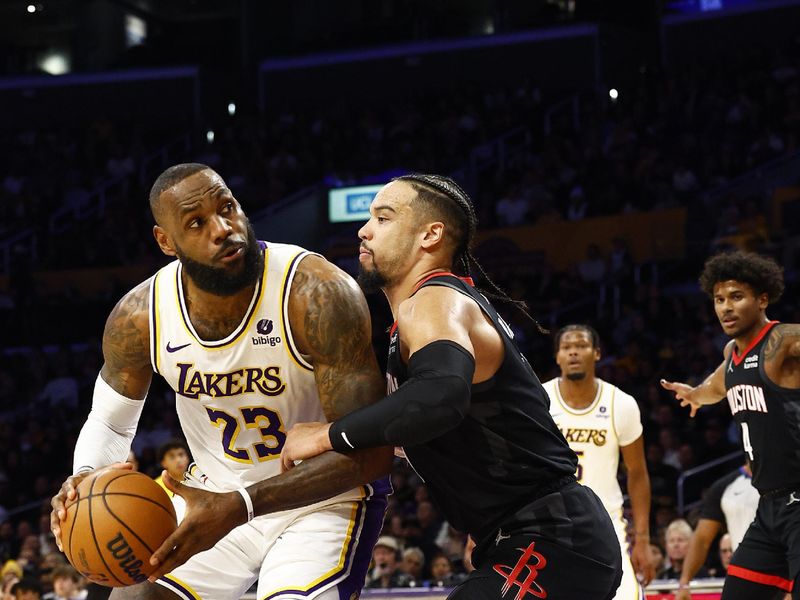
left=661, top=342, right=731, bottom=417
left=148, top=257, right=392, bottom=578
left=51, top=280, right=153, bottom=549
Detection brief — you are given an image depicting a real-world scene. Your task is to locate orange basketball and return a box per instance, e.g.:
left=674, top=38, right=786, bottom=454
left=61, top=470, right=177, bottom=587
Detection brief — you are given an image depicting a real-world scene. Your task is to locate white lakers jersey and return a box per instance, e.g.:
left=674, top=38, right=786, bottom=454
left=543, top=378, right=643, bottom=519
left=148, top=242, right=354, bottom=497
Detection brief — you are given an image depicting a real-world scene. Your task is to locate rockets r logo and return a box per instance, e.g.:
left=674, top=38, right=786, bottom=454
left=493, top=541, right=548, bottom=599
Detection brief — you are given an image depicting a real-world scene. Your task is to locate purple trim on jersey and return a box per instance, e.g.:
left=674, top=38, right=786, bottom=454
left=336, top=494, right=388, bottom=600
left=158, top=576, right=198, bottom=600
left=258, top=240, right=268, bottom=251
left=259, top=495, right=387, bottom=600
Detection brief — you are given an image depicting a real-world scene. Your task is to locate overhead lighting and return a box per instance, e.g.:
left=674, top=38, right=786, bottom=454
left=227, top=102, right=236, bottom=116
left=38, top=51, right=70, bottom=75
left=206, top=130, right=215, bottom=144
left=26, top=4, right=36, bottom=13
left=609, top=88, right=619, bottom=101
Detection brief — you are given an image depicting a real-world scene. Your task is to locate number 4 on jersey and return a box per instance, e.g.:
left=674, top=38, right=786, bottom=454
left=741, top=422, right=754, bottom=461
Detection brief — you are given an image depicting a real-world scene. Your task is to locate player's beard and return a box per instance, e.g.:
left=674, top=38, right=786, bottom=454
left=357, top=265, right=389, bottom=294
left=566, top=372, right=586, bottom=381
left=177, top=222, right=262, bottom=296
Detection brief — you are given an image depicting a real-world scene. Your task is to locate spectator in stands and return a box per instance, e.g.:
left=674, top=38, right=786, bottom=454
left=660, top=519, right=693, bottom=580
left=11, top=579, right=41, bottom=600
left=398, top=547, right=425, bottom=585
left=43, top=567, right=85, bottom=600
left=364, top=536, right=411, bottom=589
left=577, top=243, right=607, bottom=284
left=428, top=553, right=466, bottom=587
left=648, top=542, right=666, bottom=575
left=153, top=440, right=189, bottom=523
left=719, top=533, right=733, bottom=572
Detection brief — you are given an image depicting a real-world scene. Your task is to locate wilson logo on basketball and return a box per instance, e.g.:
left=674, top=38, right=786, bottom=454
left=106, top=532, right=147, bottom=583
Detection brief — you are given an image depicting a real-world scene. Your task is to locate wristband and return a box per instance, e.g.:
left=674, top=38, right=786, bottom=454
left=237, top=488, right=254, bottom=522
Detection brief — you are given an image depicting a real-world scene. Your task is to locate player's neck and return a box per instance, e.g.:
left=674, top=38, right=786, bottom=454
left=558, top=375, right=598, bottom=409
left=182, top=273, right=257, bottom=321
left=733, top=315, right=771, bottom=353
left=384, top=266, right=452, bottom=318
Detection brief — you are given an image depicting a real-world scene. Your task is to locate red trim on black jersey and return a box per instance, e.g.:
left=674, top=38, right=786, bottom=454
left=727, top=564, right=794, bottom=591
left=732, top=320, right=779, bottom=366
left=389, top=321, right=398, bottom=336
left=413, top=271, right=475, bottom=294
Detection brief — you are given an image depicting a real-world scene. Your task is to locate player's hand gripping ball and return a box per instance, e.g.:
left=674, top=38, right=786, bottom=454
left=61, top=470, right=177, bottom=586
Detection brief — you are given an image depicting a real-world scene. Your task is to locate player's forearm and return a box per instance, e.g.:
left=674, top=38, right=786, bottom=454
left=679, top=535, right=713, bottom=584
left=694, top=364, right=727, bottom=405
left=248, top=447, right=393, bottom=516
left=627, top=469, right=652, bottom=540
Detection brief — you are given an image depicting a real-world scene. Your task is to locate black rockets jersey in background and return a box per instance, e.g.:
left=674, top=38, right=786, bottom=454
left=386, top=274, right=578, bottom=543
left=725, top=321, right=800, bottom=494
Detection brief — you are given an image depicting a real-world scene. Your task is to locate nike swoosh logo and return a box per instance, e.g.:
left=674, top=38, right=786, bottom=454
left=166, top=342, right=191, bottom=353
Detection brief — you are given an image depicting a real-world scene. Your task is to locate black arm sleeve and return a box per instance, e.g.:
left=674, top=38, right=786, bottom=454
left=328, top=340, right=475, bottom=452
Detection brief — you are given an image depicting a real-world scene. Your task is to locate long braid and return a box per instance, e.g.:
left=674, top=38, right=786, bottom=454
left=395, top=173, right=548, bottom=335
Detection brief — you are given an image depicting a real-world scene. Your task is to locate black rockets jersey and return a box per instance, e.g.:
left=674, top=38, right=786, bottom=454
left=724, top=321, right=800, bottom=494
left=386, top=274, right=577, bottom=540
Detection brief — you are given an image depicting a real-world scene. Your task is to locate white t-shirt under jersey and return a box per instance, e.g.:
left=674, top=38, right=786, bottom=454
left=543, top=377, right=643, bottom=519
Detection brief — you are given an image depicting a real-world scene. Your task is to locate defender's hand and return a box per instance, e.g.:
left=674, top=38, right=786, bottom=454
left=148, top=472, right=247, bottom=582
left=50, top=462, right=132, bottom=552
left=660, top=379, right=702, bottom=417
left=280, top=422, right=333, bottom=473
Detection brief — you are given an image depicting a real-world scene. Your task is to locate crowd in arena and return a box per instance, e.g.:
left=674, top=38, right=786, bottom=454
left=2, top=31, right=800, bottom=597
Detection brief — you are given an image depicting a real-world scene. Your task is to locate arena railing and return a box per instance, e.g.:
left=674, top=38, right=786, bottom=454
left=677, top=451, right=743, bottom=516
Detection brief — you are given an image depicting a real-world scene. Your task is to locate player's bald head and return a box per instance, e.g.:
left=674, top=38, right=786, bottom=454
left=149, top=162, right=215, bottom=225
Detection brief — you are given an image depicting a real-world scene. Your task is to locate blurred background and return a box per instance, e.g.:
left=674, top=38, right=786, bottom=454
left=1, top=0, right=800, bottom=597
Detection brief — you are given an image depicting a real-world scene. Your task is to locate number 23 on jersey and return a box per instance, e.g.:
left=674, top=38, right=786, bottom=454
left=206, top=406, right=286, bottom=463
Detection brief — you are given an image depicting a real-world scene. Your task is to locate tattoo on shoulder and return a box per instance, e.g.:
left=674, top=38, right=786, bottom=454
left=291, top=260, right=383, bottom=418
left=764, top=324, right=800, bottom=360
left=103, top=280, right=152, bottom=374
left=293, top=266, right=373, bottom=363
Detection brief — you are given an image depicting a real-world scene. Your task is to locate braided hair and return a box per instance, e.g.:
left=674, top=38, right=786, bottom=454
left=395, top=173, right=547, bottom=334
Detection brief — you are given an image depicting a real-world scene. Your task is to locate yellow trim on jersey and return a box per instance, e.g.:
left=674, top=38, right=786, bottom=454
left=152, top=272, right=161, bottom=374
left=609, top=383, right=619, bottom=441
left=174, top=249, right=270, bottom=350
left=161, top=574, right=204, bottom=600
left=553, top=378, right=603, bottom=415
left=259, top=500, right=362, bottom=600
left=279, top=251, right=314, bottom=371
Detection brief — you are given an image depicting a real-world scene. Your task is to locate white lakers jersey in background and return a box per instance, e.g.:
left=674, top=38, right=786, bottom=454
left=149, top=242, right=336, bottom=493
left=543, top=377, right=643, bottom=519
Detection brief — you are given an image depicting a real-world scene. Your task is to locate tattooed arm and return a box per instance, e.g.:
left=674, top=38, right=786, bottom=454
left=248, top=255, right=393, bottom=510
left=148, top=257, right=392, bottom=578
left=51, top=280, right=152, bottom=549
left=763, top=323, right=800, bottom=388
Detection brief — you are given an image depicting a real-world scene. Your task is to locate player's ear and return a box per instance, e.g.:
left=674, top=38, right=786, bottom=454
left=153, top=226, right=177, bottom=257
left=420, top=221, right=444, bottom=249
left=757, top=292, right=769, bottom=311
left=594, top=347, right=601, bottom=362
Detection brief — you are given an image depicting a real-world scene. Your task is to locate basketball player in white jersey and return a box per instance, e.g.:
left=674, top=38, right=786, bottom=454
left=543, top=324, right=654, bottom=599
left=49, top=163, right=393, bottom=600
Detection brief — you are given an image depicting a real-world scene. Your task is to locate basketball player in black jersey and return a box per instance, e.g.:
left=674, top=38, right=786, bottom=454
left=662, top=251, right=800, bottom=599
left=279, top=174, right=622, bottom=598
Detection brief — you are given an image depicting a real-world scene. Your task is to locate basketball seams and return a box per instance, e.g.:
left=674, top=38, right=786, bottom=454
left=101, top=492, right=157, bottom=555
left=101, top=492, right=177, bottom=520
left=88, top=474, right=127, bottom=586
left=66, top=492, right=82, bottom=570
